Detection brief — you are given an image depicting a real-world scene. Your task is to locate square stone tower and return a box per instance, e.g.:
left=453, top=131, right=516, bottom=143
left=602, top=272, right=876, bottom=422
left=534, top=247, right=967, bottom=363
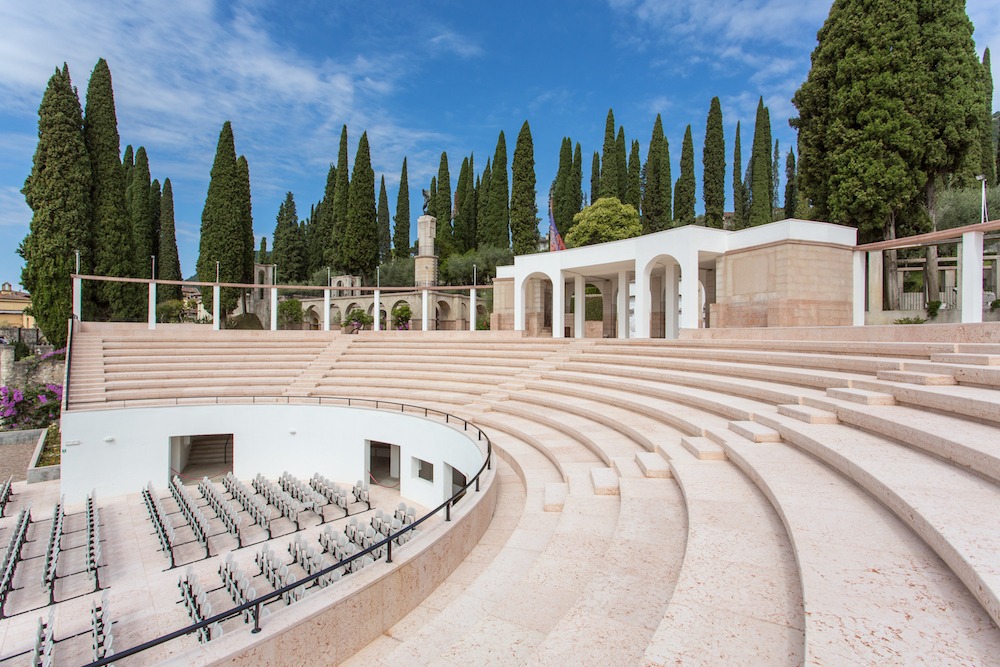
left=415, top=215, right=437, bottom=287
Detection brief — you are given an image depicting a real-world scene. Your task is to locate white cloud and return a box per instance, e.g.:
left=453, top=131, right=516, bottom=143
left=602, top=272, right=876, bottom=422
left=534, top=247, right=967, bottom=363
left=0, top=186, right=30, bottom=230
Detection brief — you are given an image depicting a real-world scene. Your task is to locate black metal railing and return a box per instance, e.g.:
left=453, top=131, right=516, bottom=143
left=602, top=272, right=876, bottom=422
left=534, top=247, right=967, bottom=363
left=81, top=401, right=492, bottom=667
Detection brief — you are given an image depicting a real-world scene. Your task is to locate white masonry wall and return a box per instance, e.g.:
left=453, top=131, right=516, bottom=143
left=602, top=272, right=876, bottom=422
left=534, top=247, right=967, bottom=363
left=60, top=404, right=485, bottom=508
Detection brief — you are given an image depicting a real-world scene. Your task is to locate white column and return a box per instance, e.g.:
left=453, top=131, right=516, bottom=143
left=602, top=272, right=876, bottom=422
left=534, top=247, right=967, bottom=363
left=270, top=286, right=278, bottom=331
left=72, top=277, right=82, bottom=322
left=422, top=289, right=430, bottom=331
left=373, top=290, right=381, bottom=332
left=147, top=281, right=156, bottom=330
left=664, top=264, right=680, bottom=339
left=212, top=285, right=221, bottom=331
left=573, top=275, right=585, bottom=339
left=867, top=251, right=883, bottom=314
left=513, top=278, right=525, bottom=331
left=960, top=230, right=984, bottom=324
left=634, top=264, right=651, bottom=339
left=679, top=253, right=701, bottom=330
left=470, top=288, right=477, bottom=332
left=552, top=272, right=565, bottom=338
left=853, top=251, right=866, bottom=326
left=323, top=289, right=330, bottom=331
left=616, top=270, right=628, bottom=339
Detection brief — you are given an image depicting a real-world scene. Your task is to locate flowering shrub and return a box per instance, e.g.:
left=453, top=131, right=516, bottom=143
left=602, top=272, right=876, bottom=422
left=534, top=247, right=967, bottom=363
left=391, top=303, right=412, bottom=330
left=0, top=383, right=62, bottom=431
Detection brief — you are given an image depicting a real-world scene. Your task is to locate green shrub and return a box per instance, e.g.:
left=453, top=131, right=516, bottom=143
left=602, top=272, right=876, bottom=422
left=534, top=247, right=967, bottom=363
left=926, top=300, right=942, bottom=320
left=391, top=302, right=412, bottom=329
left=226, top=313, right=264, bottom=330
left=37, top=423, right=61, bottom=467
left=991, top=298, right=1000, bottom=312
left=893, top=316, right=927, bottom=325
left=277, top=299, right=304, bottom=330
left=156, top=299, right=185, bottom=323
left=344, top=308, right=374, bottom=332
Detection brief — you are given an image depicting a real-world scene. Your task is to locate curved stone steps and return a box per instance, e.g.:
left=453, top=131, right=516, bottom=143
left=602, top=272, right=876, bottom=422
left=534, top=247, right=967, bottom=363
left=848, top=377, right=1000, bottom=426
left=754, top=410, right=1000, bottom=628
left=308, top=376, right=489, bottom=400
left=721, top=436, right=1000, bottom=664
left=336, top=352, right=541, bottom=369
left=643, top=457, right=805, bottom=666
left=629, top=337, right=955, bottom=358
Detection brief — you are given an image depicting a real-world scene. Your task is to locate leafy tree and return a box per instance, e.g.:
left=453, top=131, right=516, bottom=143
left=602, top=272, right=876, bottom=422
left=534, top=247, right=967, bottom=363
left=615, top=127, right=628, bottom=200
left=311, top=165, right=335, bottom=273
left=590, top=152, right=601, bottom=208
left=236, top=155, right=254, bottom=286
left=674, top=126, right=696, bottom=226
left=748, top=98, right=773, bottom=226
left=272, top=192, right=307, bottom=282
left=258, top=236, right=269, bottom=264
left=441, top=246, right=513, bottom=285
left=157, top=178, right=182, bottom=301
left=553, top=138, right=575, bottom=236
left=149, top=178, right=161, bottom=269
left=330, top=125, right=350, bottom=269
left=480, top=131, right=510, bottom=248
left=510, top=120, right=539, bottom=254
left=342, top=132, right=377, bottom=279
left=703, top=97, right=725, bottom=228
left=626, top=140, right=642, bottom=211
left=565, top=197, right=641, bottom=247
left=20, top=65, right=92, bottom=347
left=377, top=256, right=414, bottom=286
left=982, top=49, right=996, bottom=185
left=642, top=114, right=671, bottom=233
left=85, top=58, right=141, bottom=319
left=434, top=152, right=454, bottom=261
left=600, top=109, right=620, bottom=199
left=277, top=298, right=303, bottom=329
left=476, top=157, right=492, bottom=247
left=572, top=142, right=583, bottom=214
left=376, top=175, right=391, bottom=264
left=732, top=121, right=747, bottom=229
left=196, top=121, right=245, bottom=316
left=393, top=158, right=410, bottom=257
left=427, top=176, right=437, bottom=220
left=127, top=146, right=154, bottom=277
left=783, top=149, right=798, bottom=219
left=771, top=140, right=781, bottom=213
left=454, top=155, right=477, bottom=252
left=122, top=144, right=134, bottom=193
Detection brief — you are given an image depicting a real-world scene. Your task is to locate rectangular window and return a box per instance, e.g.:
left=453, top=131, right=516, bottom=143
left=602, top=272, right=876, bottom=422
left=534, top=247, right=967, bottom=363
left=413, top=457, right=434, bottom=482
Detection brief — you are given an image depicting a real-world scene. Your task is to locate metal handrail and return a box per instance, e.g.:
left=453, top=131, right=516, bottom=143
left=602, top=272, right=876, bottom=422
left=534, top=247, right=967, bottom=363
left=61, top=317, right=75, bottom=412
left=81, top=403, right=492, bottom=667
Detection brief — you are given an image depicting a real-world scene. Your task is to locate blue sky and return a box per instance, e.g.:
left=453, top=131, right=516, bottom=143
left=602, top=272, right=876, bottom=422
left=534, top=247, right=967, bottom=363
left=1, top=0, right=997, bottom=289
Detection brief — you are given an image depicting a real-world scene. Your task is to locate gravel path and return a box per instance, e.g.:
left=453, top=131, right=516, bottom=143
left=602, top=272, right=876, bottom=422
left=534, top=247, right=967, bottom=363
left=0, top=440, right=38, bottom=482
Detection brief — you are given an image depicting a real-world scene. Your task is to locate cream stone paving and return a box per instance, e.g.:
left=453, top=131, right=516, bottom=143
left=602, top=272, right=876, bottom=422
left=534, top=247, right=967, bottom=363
left=723, top=438, right=1000, bottom=664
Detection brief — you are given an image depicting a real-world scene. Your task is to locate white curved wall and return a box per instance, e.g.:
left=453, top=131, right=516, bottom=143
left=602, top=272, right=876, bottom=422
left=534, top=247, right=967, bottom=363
left=60, top=404, right=485, bottom=506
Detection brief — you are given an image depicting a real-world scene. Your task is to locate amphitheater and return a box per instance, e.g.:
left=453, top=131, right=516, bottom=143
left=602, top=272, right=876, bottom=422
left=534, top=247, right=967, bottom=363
left=2, top=220, right=1000, bottom=665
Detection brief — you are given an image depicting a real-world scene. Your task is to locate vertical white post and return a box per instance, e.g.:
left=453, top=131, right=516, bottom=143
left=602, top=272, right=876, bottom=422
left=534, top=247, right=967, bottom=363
left=72, top=277, right=82, bottom=322
left=422, top=289, right=430, bottom=331
left=373, top=290, right=381, bottom=332
left=634, top=264, right=651, bottom=339
left=323, top=289, right=331, bottom=331
left=960, top=230, right=984, bottom=324
left=552, top=272, right=565, bottom=338
left=212, top=285, right=221, bottom=331
left=470, top=288, right=477, bottom=332
left=867, top=251, right=883, bottom=314
left=616, top=270, right=628, bottom=339
left=270, top=286, right=278, bottom=331
left=853, top=250, right=866, bottom=326
left=679, top=254, right=700, bottom=330
left=574, top=274, right=585, bottom=339
left=147, top=281, right=156, bottom=330
left=664, top=264, right=680, bottom=339
left=514, top=277, right=525, bottom=331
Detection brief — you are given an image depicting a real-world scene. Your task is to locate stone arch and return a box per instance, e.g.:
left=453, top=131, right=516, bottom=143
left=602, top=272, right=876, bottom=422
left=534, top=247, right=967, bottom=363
left=517, top=271, right=555, bottom=337
left=436, top=300, right=452, bottom=330
left=303, top=305, right=320, bottom=330
left=329, top=304, right=342, bottom=326
left=641, top=253, right=682, bottom=339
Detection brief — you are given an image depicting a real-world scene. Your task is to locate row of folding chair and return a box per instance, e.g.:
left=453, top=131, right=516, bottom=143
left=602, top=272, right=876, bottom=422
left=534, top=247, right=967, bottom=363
left=41, top=496, right=65, bottom=600
left=91, top=591, right=113, bottom=662
left=255, top=546, right=306, bottom=605
left=218, top=554, right=265, bottom=624
left=178, top=569, right=221, bottom=643
left=394, top=502, right=417, bottom=526
left=310, top=474, right=354, bottom=515
left=278, top=472, right=327, bottom=513
left=170, top=476, right=210, bottom=557
left=0, top=506, right=31, bottom=618
left=31, top=609, right=55, bottom=667
left=252, top=475, right=303, bottom=529
left=288, top=535, right=340, bottom=587
left=198, top=477, right=242, bottom=547
left=0, top=475, right=12, bottom=517
left=85, top=491, right=102, bottom=588
left=142, top=483, right=176, bottom=567
left=222, top=473, right=272, bottom=535
left=352, top=480, right=371, bottom=510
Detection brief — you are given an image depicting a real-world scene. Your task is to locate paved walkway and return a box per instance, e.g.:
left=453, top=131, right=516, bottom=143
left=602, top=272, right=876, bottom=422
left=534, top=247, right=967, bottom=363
left=0, top=439, right=38, bottom=482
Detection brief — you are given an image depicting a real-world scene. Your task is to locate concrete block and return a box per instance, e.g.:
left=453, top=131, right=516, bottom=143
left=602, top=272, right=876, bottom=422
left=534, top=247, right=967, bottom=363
left=543, top=482, right=568, bottom=512
left=635, top=451, right=672, bottom=478
left=777, top=404, right=839, bottom=424
left=827, top=387, right=897, bottom=406
left=590, top=467, right=620, bottom=496
left=680, top=436, right=727, bottom=460
left=728, top=420, right=781, bottom=443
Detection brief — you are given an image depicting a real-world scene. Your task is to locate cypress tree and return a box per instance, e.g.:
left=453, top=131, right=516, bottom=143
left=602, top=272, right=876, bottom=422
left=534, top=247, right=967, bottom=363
left=427, top=177, right=437, bottom=221
left=590, top=152, right=601, bottom=207
left=273, top=192, right=306, bottom=282
left=600, top=109, right=618, bottom=199
left=783, top=149, right=798, bottom=220
left=772, top=140, right=781, bottom=213
left=510, top=120, right=538, bottom=255
left=980, top=49, right=995, bottom=185
left=732, top=121, right=746, bottom=229
left=434, top=152, right=454, bottom=261
left=748, top=98, right=773, bottom=226
left=674, top=125, right=696, bottom=226
left=572, top=142, right=583, bottom=214
left=20, top=65, right=92, bottom=346
left=703, top=97, right=726, bottom=228
left=128, top=146, right=155, bottom=278
left=343, top=132, right=377, bottom=279
left=454, top=155, right=477, bottom=253
left=311, top=164, right=336, bottom=272
left=236, top=156, right=254, bottom=287
left=481, top=131, right=510, bottom=248
left=626, top=140, right=642, bottom=211
left=258, top=236, right=269, bottom=265
left=377, top=176, right=391, bottom=263
left=157, top=178, right=182, bottom=301
left=616, top=127, right=628, bottom=201
left=196, top=121, right=244, bottom=316
left=476, top=158, right=492, bottom=248
left=642, top=114, right=672, bottom=233
left=553, top=138, right=575, bottom=234
left=330, top=125, right=350, bottom=269
left=393, top=158, right=410, bottom=257
left=150, top=179, right=161, bottom=271
left=85, top=58, right=141, bottom=319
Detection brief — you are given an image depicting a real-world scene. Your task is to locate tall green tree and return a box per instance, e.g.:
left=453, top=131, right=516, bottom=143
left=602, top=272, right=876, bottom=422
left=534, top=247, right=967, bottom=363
left=150, top=178, right=161, bottom=269
left=674, top=125, right=696, bottom=226
left=258, top=236, right=269, bottom=264
left=476, top=157, right=492, bottom=247
left=642, top=114, right=672, bottom=233
left=982, top=49, right=996, bottom=185
left=510, top=120, right=538, bottom=254
left=565, top=197, right=641, bottom=247
left=272, top=192, right=306, bottom=282
left=480, top=131, right=510, bottom=248
left=615, top=127, right=628, bottom=200
left=748, top=98, right=773, bottom=226
left=393, top=158, right=410, bottom=257
left=454, top=155, right=477, bottom=252
left=311, top=164, right=336, bottom=272
left=330, top=125, right=350, bottom=269
left=377, top=175, right=391, bottom=263
left=572, top=142, right=583, bottom=214
left=434, top=152, right=454, bottom=260
left=20, top=65, right=92, bottom=346
left=342, top=132, right=377, bottom=279
left=783, top=149, right=798, bottom=220
left=196, top=121, right=245, bottom=316
left=771, top=140, right=781, bottom=213
left=600, top=109, right=623, bottom=200
left=626, top=140, right=642, bottom=211
left=732, top=121, right=747, bottom=229
left=427, top=177, right=438, bottom=221
left=127, top=146, right=155, bottom=278
left=553, top=138, right=575, bottom=235
left=702, top=97, right=726, bottom=228
left=157, top=178, right=182, bottom=301
left=122, top=144, right=134, bottom=194
left=590, top=152, right=601, bottom=207
left=236, top=155, right=254, bottom=286
left=85, top=58, right=141, bottom=319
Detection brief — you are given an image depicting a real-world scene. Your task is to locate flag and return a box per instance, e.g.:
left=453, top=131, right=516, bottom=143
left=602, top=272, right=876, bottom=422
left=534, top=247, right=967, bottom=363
left=548, top=193, right=566, bottom=252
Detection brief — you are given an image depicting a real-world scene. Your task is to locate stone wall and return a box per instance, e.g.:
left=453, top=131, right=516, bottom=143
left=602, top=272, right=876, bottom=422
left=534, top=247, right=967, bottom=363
left=0, top=346, right=65, bottom=388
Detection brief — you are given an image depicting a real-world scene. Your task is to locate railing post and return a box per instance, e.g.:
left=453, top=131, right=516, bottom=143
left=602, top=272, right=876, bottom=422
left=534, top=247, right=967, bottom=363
left=386, top=539, right=393, bottom=564
left=470, top=287, right=477, bottom=331
left=960, top=230, right=984, bottom=324
left=72, top=276, right=82, bottom=322
left=445, top=501, right=451, bottom=522
left=475, top=476, right=480, bottom=492
left=251, top=603, right=261, bottom=633
left=212, top=285, right=221, bottom=331
left=323, top=288, right=331, bottom=331
left=373, top=289, right=381, bottom=332
left=270, top=286, right=278, bottom=331
left=148, top=280, right=157, bottom=330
